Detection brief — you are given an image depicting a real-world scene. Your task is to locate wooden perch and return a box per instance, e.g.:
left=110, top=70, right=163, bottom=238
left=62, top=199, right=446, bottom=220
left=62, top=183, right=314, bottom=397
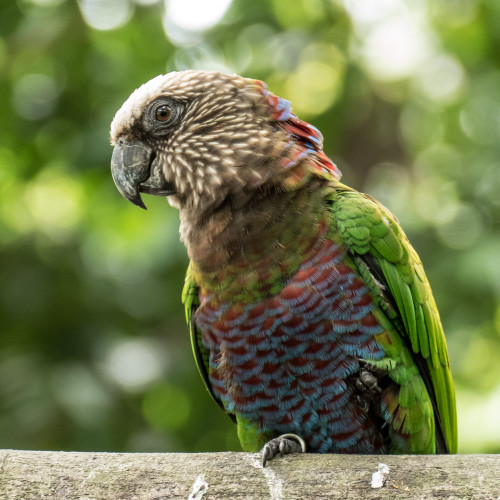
left=0, top=450, right=497, bottom=499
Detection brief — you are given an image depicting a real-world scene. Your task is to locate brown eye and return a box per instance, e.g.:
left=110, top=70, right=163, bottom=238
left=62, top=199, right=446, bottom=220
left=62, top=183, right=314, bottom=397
left=155, top=105, right=172, bottom=122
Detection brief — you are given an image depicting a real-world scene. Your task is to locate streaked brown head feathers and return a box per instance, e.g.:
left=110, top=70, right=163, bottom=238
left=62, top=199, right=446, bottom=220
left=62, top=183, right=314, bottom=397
left=110, top=70, right=281, bottom=215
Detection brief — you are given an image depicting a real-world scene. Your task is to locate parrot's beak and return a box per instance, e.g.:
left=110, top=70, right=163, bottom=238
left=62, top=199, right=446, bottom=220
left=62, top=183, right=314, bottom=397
left=111, top=139, right=176, bottom=210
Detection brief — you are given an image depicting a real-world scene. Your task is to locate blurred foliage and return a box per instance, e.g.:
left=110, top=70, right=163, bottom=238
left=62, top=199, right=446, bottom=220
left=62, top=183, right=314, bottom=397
left=0, top=0, right=499, bottom=454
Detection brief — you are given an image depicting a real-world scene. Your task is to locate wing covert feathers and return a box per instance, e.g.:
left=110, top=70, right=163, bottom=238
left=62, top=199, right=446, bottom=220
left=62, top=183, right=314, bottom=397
left=330, top=184, right=457, bottom=453
left=182, top=264, right=234, bottom=420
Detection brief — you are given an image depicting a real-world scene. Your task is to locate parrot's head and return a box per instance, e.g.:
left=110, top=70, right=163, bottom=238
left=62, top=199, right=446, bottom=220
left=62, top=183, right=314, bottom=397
left=110, top=70, right=294, bottom=217
left=110, top=70, right=341, bottom=222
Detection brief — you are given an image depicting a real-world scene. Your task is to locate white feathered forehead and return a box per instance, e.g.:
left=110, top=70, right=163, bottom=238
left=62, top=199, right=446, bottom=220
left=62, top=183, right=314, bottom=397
left=110, top=70, right=252, bottom=143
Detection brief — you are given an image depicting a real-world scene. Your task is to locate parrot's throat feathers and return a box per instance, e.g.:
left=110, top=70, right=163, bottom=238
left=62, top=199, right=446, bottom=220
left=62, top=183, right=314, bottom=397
left=182, top=180, right=331, bottom=302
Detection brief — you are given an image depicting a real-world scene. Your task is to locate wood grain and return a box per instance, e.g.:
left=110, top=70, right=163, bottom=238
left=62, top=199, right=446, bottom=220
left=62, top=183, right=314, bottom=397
left=0, top=450, right=497, bottom=499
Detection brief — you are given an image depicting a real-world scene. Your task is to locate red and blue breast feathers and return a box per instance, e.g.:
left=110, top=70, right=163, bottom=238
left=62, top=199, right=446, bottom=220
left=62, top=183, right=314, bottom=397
left=255, top=80, right=342, bottom=182
left=195, top=233, right=388, bottom=453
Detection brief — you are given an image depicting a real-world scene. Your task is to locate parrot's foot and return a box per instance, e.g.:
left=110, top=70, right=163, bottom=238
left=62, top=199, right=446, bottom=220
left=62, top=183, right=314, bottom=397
left=353, top=362, right=385, bottom=413
left=261, top=433, right=306, bottom=467
left=355, top=368, right=383, bottom=394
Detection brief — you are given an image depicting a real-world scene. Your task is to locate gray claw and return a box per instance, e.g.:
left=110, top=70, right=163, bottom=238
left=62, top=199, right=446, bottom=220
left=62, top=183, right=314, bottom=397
left=279, top=439, right=286, bottom=458
left=262, top=444, right=273, bottom=467
left=261, top=433, right=306, bottom=467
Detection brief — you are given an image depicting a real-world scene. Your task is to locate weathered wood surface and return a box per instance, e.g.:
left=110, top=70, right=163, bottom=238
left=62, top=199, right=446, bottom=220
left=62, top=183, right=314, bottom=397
left=0, top=450, right=497, bottom=499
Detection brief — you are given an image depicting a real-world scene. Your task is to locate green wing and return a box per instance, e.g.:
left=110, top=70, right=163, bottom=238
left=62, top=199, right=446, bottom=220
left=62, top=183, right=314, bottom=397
left=330, top=184, right=457, bottom=453
left=181, top=264, right=236, bottom=421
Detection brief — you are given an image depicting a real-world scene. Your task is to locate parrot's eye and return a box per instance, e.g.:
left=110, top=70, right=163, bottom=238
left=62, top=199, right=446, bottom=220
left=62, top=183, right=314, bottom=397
left=155, top=105, right=172, bottom=122
left=145, top=98, right=184, bottom=135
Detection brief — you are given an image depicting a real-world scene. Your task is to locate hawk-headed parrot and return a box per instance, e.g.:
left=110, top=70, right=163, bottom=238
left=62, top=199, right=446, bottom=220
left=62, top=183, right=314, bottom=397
left=110, top=71, right=457, bottom=465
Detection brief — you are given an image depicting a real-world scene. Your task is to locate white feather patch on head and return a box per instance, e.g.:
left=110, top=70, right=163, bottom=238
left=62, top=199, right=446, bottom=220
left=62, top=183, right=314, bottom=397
left=110, top=73, right=171, bottom=143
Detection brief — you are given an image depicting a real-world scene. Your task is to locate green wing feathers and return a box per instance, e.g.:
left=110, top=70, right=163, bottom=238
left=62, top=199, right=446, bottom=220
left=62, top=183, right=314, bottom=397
left=182, top=265, right=223, bottom=410
left=331, top=184, right=457, bottom=453
left=182, top=265, right=205, bottom=378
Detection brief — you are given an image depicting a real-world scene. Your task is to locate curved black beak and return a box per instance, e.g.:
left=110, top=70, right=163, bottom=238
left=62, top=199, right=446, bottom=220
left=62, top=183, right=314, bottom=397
left=111, top=139, right=176, bottom=210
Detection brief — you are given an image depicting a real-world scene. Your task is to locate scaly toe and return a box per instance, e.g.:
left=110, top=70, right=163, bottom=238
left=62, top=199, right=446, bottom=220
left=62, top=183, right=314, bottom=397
left=261, top=433, right=306, bottom=467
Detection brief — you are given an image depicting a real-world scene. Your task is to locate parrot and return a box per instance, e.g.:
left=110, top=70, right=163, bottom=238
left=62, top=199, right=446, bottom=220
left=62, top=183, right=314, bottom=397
left=109, top=70, right=457, bottom=465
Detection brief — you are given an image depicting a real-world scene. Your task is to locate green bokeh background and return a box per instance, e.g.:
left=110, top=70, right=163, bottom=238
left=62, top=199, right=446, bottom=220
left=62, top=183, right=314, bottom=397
left=0, top=0, right=499, bottom=454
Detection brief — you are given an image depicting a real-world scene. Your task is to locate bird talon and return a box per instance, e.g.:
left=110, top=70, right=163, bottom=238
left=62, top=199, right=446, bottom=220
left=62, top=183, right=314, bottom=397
left=261, top=433, right=306, bottom=467
left=262, top=444, right=272, bottom=467
left=279, top=439, right=286, bottom=458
